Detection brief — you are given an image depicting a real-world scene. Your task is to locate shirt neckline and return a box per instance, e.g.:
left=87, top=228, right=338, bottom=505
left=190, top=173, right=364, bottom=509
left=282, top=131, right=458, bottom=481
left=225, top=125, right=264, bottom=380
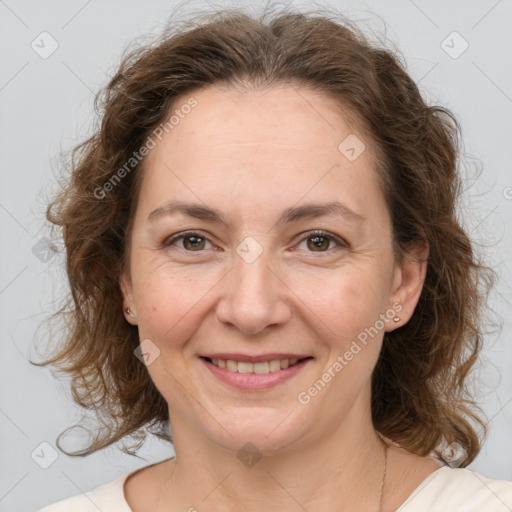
left=395, top=466, right=450, bottom=510
left=115, top=462, right=449, bottom=511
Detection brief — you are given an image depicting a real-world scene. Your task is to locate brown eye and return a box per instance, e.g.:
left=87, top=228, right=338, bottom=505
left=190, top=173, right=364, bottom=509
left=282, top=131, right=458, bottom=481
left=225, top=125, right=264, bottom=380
left=296, top=230, right=346, bottom=253
left=182, top=235, right=206, bottom=251
left=163, top=232, right=213, bottom=251
left=306, top=235, right=331, bottom=251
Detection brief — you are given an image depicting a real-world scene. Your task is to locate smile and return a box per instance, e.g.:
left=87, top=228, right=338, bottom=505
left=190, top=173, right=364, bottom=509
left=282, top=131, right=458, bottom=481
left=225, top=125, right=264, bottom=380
left=200, top=355, right=313, bottom=390
left=208, top=357, right=301, bottom=374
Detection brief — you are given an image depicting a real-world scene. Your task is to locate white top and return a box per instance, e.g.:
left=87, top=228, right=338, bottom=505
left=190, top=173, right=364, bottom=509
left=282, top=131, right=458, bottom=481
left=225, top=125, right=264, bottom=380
left=37, top=466, right=512, bottom=511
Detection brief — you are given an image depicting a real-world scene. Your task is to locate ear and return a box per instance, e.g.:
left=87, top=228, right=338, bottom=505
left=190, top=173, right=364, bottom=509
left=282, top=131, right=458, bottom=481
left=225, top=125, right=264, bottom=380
left=387, top=241, right=428, bottom=331
left=120, top=271, right=138, bottom=325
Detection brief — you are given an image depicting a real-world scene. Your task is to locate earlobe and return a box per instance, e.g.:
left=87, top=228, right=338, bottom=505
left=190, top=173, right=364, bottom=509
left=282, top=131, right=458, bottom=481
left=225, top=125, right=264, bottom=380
left=120, top=272, right=137, bottom=325
left=388, top=241, right=428, bottom=330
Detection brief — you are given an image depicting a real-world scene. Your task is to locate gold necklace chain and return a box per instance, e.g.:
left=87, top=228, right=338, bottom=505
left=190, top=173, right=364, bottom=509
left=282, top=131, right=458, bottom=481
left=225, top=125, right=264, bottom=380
left=153, top=438, right=389, bottom=511
left=151, top=460, right=175, bottom=512
left=378, top=439, right=389, bottom=511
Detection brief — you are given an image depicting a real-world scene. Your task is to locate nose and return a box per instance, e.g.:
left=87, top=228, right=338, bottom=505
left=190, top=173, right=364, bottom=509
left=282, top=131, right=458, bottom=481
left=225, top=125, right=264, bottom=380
left=215, top=247, right=291, bottom=335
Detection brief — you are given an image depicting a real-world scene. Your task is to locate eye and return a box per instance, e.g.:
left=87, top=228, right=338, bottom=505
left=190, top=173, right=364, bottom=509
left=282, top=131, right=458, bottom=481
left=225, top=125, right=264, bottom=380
left=162, top=229, right=347, bottom=254
left=295, top=230, right=346, bottom=253
left=162, top=231, right=214, bottom=251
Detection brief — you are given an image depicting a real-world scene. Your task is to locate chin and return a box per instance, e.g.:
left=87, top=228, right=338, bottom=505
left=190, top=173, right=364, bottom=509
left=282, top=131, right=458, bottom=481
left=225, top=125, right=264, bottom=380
left=202, top=406, right=311, bottom=456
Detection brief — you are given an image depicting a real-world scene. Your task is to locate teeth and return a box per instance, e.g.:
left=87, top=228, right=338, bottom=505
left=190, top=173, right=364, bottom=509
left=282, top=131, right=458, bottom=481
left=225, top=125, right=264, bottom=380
left=237, top=361, right=253, bottom=373
left=226, top=360, right=238, bottom=372
left=209, top=357, right=304, bottom=374
left=269, top=360, right=281, bottom=372
left=254, top=362, right=269, bottom=374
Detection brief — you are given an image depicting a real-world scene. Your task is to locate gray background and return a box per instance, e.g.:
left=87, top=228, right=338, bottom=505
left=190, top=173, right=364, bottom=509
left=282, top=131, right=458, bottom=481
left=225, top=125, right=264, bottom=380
left=1, top=0, right=511, bottom=510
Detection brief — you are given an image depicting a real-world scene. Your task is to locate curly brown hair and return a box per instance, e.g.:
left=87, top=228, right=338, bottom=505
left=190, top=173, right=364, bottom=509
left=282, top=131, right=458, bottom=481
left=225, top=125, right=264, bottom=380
left=32, top=5, right=495, bottom=464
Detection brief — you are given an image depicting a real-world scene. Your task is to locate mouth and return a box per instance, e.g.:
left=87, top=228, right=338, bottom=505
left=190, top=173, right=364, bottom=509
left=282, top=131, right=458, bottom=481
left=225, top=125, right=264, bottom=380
left=199, top=354, right=314, bottom=390
left=201, top=356, right=310, bottom=374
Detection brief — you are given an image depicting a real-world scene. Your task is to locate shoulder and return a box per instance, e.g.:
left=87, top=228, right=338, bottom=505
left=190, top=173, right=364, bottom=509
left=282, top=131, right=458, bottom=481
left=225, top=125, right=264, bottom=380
left=399, top=466, right=512, bottom=511
left=36, top=473, right=133, bottom=512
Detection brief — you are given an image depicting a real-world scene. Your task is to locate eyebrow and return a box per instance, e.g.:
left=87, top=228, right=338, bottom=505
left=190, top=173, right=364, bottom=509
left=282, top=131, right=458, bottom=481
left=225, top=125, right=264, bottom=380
left=147, top=200, right=365, bottom=225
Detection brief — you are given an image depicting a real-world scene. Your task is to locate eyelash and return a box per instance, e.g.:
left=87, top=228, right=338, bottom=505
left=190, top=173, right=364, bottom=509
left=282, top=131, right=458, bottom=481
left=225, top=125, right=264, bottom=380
left=162, top=229, right=348, bottom=254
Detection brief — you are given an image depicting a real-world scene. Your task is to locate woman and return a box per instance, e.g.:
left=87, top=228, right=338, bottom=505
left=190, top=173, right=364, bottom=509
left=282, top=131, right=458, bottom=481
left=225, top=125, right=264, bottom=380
left=36, top=6, right=512, bottom=512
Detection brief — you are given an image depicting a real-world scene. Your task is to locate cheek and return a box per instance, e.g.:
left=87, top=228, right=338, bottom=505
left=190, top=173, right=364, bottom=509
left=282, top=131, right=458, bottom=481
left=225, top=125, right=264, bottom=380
left=291, top=264, right=388, bottom=342
left=132, top=272, right=211, bottom=397
left=303, top=275, right=387, bottom=411
left=132, top=265, right=219, bottom=349
left=136, top=280, right=188, bottom=340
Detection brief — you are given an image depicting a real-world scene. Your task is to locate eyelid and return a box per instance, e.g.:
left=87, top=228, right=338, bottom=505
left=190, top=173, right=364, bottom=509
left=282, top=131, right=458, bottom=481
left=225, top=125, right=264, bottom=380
left=162, top=229, right=348, bottom=253
left=293, top=229, right=348, bottom=251
left=162, top=230, right=216, bottom=250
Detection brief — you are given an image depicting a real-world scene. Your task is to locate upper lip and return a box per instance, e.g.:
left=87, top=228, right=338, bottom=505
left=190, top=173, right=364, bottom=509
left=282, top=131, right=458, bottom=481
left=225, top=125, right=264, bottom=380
left=200, top=353, right=311, bottom=363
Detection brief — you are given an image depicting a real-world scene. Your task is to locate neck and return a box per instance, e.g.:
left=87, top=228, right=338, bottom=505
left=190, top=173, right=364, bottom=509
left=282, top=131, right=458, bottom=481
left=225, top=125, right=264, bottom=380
left=159, top=414, right=387, bottom=512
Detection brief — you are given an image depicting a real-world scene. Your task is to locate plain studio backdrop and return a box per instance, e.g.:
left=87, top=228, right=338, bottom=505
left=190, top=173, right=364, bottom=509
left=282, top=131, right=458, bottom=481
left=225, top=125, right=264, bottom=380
left=0, top=1, right=511, bottom=510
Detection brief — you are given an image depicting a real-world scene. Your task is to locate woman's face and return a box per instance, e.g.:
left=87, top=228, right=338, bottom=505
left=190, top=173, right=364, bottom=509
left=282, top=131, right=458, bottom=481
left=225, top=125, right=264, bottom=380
left=121, top=84, right=425, bottom=454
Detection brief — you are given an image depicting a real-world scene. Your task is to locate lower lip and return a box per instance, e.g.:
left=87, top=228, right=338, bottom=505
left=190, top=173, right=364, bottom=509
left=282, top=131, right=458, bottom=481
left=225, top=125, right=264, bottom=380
left=201, top=358, right=312, bottom=390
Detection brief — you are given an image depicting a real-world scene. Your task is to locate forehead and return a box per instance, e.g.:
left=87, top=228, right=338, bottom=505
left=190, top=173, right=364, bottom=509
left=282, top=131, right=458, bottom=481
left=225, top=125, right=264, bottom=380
left=152, top=84, right=367, bottom=161
left=136, top=84, right=387, bottom=227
